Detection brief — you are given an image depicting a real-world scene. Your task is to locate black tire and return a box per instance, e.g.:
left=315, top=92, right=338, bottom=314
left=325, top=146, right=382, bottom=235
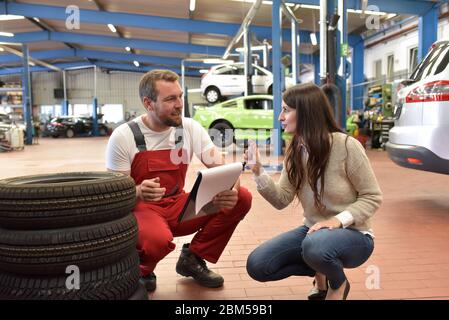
left=205, top=87, right=221, bottom=104
left=0, top=214, right=138, bottom=275
left=65, top=128, right=75, bottom=138
left=128, top=282, right=149, bottom=300
left=99, top=127, right=107, bottom=136
left=0, top=252, right=140, bottom=300
left=209, top=121, right=234, bottom=148
left=0, top=172, right=136, bottom=230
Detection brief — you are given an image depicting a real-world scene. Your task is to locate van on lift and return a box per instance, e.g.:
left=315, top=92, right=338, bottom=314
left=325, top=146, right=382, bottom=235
left=386, top=40, right=449, bottom=175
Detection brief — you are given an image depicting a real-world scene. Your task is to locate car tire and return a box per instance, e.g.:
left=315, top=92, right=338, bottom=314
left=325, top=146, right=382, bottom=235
left=65, top=128, right=75, bottom=138
left=0, top=172, right=136, bottom=230
left=0, top=252, right=140, bottom=300
left=205, top=87, right=221, bottom=104
left=128, top=282, right=149, bottom=300
left=99, top=127, right=107, bottom=136
left=210, top=121, right=234, bottom=148
left=0, top=214, right=138, bottom=275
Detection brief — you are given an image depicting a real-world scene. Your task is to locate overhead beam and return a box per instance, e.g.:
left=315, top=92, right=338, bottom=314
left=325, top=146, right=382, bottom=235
left=0, top=45, right=61, bottom=71
left=0, top=31, right=225, bottom=56
left=1, top=1, right=436, bottom=38
left=0, top=61, right=199, bottom=76
left=286, top=0, right=435, bottom=15
left=1, top=30, right=360, bottom=59
left=0, top=48, right=318, bottom=70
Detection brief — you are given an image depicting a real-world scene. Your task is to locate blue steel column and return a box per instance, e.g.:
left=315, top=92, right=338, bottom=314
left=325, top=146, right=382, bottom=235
left=272, top=0, right=282, bottom=156
left=92, top=66, right=99, bottom=136
left=62, top=70, right=69, bottom=115
left=418, top=4, right=438, bottom=62
left=351, top=39, right=365, bottom=110
left=313, top=54, right=320, bottom=85
left=336, top=0, right=347, bottom=128
left=21, top=44, right=33, bottom=145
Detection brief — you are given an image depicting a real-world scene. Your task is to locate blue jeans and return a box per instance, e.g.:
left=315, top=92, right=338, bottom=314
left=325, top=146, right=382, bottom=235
left=246, top=225, right=374, bottom=289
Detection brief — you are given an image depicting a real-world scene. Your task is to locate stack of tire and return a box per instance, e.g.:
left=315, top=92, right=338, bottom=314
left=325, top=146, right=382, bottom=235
left=0, top=172, right=147, bottom=300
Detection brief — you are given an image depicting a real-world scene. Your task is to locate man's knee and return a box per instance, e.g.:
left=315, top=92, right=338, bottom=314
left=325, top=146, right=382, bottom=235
left=229, top=187, right=252, bottom=219
left=138, top=231, right=175, bottom=262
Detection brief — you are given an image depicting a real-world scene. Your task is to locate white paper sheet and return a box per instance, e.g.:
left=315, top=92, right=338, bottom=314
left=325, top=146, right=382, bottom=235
left=195, top=162, right=243, bottom=214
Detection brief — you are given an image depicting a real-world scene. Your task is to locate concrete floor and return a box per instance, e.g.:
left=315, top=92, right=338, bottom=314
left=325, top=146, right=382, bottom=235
left=1, top=136, right=449, bottom=300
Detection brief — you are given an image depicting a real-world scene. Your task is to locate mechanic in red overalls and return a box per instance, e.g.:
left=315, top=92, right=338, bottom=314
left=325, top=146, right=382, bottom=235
left=106, top=70, right=252, bottom=292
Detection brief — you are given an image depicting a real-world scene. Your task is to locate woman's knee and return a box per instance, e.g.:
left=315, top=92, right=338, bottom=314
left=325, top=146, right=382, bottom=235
left=246, top=250, right=269, bottom=282
left=301, top=235, right=328, bottom=267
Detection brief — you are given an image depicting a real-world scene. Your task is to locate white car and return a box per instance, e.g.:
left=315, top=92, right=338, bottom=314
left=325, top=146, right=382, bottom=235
left=200, top=62, right=295, bottom=103
left=386, top=39, right=449, bottom=175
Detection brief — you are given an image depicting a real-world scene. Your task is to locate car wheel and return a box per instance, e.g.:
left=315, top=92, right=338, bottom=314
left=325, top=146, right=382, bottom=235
left=210, top=121, right=234, bottom=148
left=205, top=87, right=221, bottom=104
left=99, top=127, right=107, bottom=136
left=65, top=128, right=75, bottom=138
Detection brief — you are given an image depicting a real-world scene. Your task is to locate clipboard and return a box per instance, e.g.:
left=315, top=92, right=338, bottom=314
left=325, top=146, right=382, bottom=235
left=178, top=162, right=244, bottom=222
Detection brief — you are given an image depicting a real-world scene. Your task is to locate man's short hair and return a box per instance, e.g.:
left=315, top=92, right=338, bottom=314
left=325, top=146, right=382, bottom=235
left=139, top=69, right=179, bottom=102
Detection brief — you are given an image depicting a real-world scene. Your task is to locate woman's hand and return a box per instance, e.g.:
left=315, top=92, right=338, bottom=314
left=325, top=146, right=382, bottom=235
left=307, top=217, right=342, bottom=234
left=244, top=141, right=262, bottom=176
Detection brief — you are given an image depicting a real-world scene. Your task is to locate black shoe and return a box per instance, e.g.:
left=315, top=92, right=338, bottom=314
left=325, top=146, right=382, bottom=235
left=139, top=272, right=157, bottom=292
left=307, top=278, right=328, bottom=300
left=176, top=243, right=224, bottom=288
left=342, top=280, right=351, bottom=300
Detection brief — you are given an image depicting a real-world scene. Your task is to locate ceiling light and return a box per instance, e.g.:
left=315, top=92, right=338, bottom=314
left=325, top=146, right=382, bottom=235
left=0, top=15, right=25, bottom=21
left=133, top=61, right=140, bottom=67
left=107, top=24, right=117, bottom=33
left=199, top=69, right=209, bottom=74
left=125, top=46, right=131, bottom=52
left=347, top=8, right=391, bottom=16
left=235, top=45, right=272, bottom=52
left=310, top=33, right=318, bottom=46
left=0, top=47, right=4, bottom=52
left=0, top=32, right=14, bottom=37
left=190, top=0, right=196, bottom=11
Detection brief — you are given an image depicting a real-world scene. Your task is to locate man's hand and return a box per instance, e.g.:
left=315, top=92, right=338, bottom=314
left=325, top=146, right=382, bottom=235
left=307, top=217, right=342, bottom=235
left=213, top=188, right=239, bottom=211
left=137, top=177, right=166, bottom=202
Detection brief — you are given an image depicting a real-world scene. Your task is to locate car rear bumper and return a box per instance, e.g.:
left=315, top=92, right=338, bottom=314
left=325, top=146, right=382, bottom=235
left=386, top=141, right=449, bottom=175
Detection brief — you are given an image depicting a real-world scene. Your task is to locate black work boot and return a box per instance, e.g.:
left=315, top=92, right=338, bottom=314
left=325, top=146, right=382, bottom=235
left=139, top=272, right=157, bottom=292
left=176, top=243, right=224, bottom=288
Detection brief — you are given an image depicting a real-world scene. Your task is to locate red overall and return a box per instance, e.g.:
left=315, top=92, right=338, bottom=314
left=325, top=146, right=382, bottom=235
left=131, top=145, right=252, bottom=277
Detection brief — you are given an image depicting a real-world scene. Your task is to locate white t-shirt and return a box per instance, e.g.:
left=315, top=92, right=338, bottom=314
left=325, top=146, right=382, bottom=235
left=106, top=115, right=215, bottom=172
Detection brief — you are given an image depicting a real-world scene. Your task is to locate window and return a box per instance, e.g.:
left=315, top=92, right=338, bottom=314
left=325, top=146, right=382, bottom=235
left=410, top=42, right=449, bottom=81
left=100, top=104, right=124, bottom=123
left=374, top=60, right=382, bottom=79
left=387, top=54, right=394, bottom=81
left=73, top=104, right=92, bottom=117
left=214, top=65, right=239, bottom=75
left=409, top=47, right=418, bottom=75
left=244, top=99, right=273, bottom=110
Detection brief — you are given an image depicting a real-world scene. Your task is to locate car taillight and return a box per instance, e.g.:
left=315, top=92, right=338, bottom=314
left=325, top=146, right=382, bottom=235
left=405, top=80, right=449, bottom=103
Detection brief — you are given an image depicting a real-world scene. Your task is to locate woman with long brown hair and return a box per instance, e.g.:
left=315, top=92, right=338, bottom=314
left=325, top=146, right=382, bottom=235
left=244, top=83, right=382, bottom=300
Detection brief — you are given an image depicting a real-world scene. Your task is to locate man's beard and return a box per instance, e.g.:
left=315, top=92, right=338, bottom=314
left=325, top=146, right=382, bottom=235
left=161, top=113, right=182, bottom=127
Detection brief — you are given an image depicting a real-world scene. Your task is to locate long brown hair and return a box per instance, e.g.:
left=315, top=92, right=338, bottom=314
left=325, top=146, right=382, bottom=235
left=283, top=83, right=343, bottom=212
